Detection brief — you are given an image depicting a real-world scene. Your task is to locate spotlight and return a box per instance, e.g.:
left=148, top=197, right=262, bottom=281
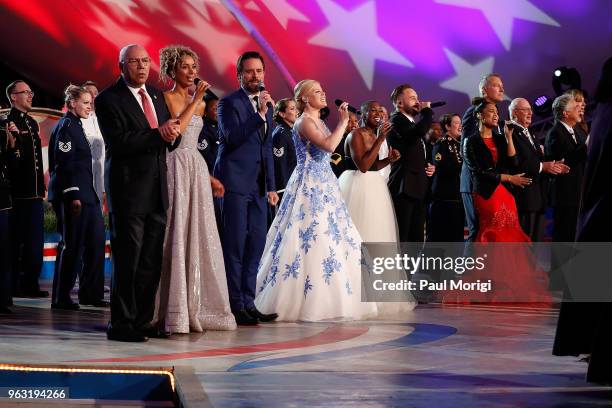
left=533, top=95, right=552, bottom=117
left=552, top=66, right=581, bottom=96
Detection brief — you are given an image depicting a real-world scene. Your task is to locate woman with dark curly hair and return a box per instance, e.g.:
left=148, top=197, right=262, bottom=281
left=155, top=45, right=236, bottom=333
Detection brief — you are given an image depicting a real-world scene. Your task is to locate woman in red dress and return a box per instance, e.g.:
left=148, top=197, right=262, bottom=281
left=447, top=98, right=551, bottom=304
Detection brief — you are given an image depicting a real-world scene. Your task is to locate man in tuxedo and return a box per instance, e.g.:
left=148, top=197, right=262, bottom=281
left=460, top=74, right=505, bottom=242
left=215, top=51, right=279, bottom=325
left=545, top=94, right=587, bottom=288
left=96, top=44, right=181, bottom=342
left=387, top=84, right=435, bottom=244
left=509, top=98, right=569, bottom=241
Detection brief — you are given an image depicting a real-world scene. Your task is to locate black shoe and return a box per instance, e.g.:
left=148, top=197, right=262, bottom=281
left=0, top=306, right=12, bottom=314
left=80, top=299, right=110, bottom=307
left=246, top=307, right=278, bottom=322
left=107, top=325, right=148, bottom=342
left=19, top=289, right=49, bottom=298
left=233, top=310, right=258, bottom=326
left=51, top=301, right=80, bottom=311
left=139, top=325, right=171, bottom=339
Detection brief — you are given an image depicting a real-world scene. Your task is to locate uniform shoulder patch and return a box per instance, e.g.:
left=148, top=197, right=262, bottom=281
left=273, top=147, right=284, bottom=157
left=197, top=139, right=208, bottom=150
left=58, top=141, right=72, bottom=153
left=434, top=152, right=442, bottom=161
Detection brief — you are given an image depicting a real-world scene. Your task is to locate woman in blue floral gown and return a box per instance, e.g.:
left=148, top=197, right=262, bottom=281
left=255, top=80, right=378, bottom=321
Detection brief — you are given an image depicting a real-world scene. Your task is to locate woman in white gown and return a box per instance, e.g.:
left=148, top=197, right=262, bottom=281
left=339, top=101, right=417, bottom=313
left=255, top=80, right=377, bottom=321
left=156, top=45, right=236, bottom=333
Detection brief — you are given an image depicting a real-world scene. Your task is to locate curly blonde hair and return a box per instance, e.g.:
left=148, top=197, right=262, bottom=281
left=159, top=45, right=199, bottom=82
left=293, top=79, right=319, bottom=113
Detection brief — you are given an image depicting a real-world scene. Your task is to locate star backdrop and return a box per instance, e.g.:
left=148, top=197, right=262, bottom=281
left=1, top=0, right=611, bottom=117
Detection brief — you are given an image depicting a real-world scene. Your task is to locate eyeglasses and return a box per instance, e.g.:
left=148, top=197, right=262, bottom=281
left=12, top=90, right=34, bottom=97
left=124, top=57, right=151, bottom=66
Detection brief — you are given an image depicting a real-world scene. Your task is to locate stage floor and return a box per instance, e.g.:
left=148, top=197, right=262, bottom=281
left=1, top=298, right=611, bottom=407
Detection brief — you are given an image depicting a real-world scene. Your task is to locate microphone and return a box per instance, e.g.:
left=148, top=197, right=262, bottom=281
left=430, top=101, right=446, bottom=108
left=194, top=78, right=219, bottom=100
left=334, top=99, right=359, bottom=115
left=258, top=83, right=273, bottom=109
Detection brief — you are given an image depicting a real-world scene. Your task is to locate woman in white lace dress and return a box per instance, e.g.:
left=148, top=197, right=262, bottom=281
left=156, top=45, right=236, bottom=333
left=255, top=79, right=378, bottom=321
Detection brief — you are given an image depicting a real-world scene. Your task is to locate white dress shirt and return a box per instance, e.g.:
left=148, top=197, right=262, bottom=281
left=81, top=112, right=105, bottom=202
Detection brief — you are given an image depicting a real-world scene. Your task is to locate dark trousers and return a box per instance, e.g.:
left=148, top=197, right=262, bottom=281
left=393, top=194, right=425, bottom=244
left=0, top=210, right=12, bottom=307
left=428, top=200, right=465, bottom=242
left=518, top=211, right=545, bottom=242
left=461, top=192, right=478, bottom=243
left=109, top=211, right=166, bottom=331
left=10, top=198, right=43, bottom=294
left=550, top=205, right=579, bottom=289
left=221, top=186, right=267, bottom=312
left=52, top=201, right=105, bottom=304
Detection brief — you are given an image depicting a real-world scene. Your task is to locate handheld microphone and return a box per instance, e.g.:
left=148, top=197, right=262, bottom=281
left=258, top=83, right=273, bottom=109
left=194, top=78, right=219, bottom=100
left=334, top=99, right=359, bottom=115
left=430, top=101, right=446, bottom=108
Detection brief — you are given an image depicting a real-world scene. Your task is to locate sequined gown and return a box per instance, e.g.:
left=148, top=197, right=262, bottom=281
left=255, top=115, right=378, bottom=321
left=157, top=115, right=236, bottom=333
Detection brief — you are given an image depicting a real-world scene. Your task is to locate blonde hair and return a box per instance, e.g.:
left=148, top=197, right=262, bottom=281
left=64, top=84, right=89, bottom=105
left=294, top=79, right=319, bottom=113
left=159, top=45, right=199, bottom=82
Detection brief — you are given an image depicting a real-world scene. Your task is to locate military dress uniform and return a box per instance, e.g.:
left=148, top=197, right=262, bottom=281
left=50, top=111, right=105, bottom=308
left=1, top=108, right=46, bottom=296
left=1, top=125, right=18, bottom=309
left=428, top=136, right=464, bottom=242
left=197, top=116, right=220, bottom=174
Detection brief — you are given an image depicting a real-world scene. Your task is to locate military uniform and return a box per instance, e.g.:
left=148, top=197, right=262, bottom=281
left=428, top=136, right=464, bottom=242
left=197, top=116, right=220, bottom=174
left=1, top=108, right=46, bottom=296
left=1, top=124, right=18, bottom=309
left=50, top=112, right=105, bottom=307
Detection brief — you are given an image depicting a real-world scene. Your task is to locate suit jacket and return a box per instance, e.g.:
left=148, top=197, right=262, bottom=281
left=511, top=125, right=547, bottom=212
left=0, top=126, right=18, bottom=210
left=544, top=121, right=587, bottom=207
left=197, top=116, right=219, bottom=173
left=387, top=108, right=433, bottom=199
left=214, top=88, right=275, bottom=195
left=463, top=133, right=516, bottom=200
left=95, top=78, right=174, bottom=214
left=50, top=112, right=98, bottom=204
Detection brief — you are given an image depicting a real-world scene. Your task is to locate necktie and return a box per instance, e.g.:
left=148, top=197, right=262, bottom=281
left=138, top=88, right=158, bottom=129
left=252, top=95, right=259, bottom=112
left=568, top=128, right=577, bottom=144
left=524, top=129, right=536, bottom=149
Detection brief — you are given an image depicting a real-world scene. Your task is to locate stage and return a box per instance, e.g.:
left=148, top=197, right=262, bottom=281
left=1, top=297, right=611, bottom=407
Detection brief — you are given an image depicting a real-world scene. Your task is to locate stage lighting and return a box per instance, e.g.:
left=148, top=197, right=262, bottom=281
left=552, top=66, right=581, bottom=96
left=533, top=95, right=552, bottom=117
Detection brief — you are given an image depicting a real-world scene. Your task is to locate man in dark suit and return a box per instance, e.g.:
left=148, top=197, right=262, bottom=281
left=545, top=94, right=587, bottom=289
left=460, top=74, right=505, bottom=242
left=508, top=98, right=569, bottom=241
left=387, top=84, right=435, bottom=244
left=96, top=44, right=181, bottom=342
left=215, top=51, right=279, bottom=325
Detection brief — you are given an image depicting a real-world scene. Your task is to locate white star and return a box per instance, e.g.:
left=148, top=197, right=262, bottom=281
left=244, top=1, right=260, bottom=12
left=138, top=0, right=168, bottom=14
left=260, top=0, right=309, bottom=29
left=308, top=0, right=413, bottom=89
left=101, top=0, right=138, bottom=20
left=176, top=11, right=250, bottom=76
left=91, top=7, right=150, bottom=49
left=187, top=0, right=235, bottom=25
left=439, top=49, right=496, bottom=102
left=435, top=0, right=559, bottom=50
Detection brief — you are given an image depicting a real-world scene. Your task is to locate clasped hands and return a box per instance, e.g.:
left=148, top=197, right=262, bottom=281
left=159, top=119, right=181, bottom=143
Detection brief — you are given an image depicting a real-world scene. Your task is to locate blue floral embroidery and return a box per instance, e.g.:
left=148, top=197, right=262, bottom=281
left=325, top=211, right=341, bottom=245
left=346, top=280, right=352, bottom=295
left=322, top=246, right=342, bottom=285
left=299, top=219, right=319, bottom=253
left=268, top=256, right=280, bottom=287
left=304, top=275, right=313, bottom=298
left=308, top=185, right=325, bottom=216
left=294, top=203, right=306, bottom=222
left=270, top=232, right=283, bottom=259
left=283, top=254, right=301, bottom=280
left=345, top=234, right=358, bottom=251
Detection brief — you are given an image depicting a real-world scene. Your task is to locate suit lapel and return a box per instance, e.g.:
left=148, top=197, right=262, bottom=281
left=116, top=80, right=150, bottom=129
left=149, top=87, right=167, bottom=123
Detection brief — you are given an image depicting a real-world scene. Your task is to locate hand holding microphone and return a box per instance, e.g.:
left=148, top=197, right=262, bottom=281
left=334, top=99, right=359, bottom=115
left=194, top=78, right=219, bottom=101
left=257, top=83, right=274, bottom=114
